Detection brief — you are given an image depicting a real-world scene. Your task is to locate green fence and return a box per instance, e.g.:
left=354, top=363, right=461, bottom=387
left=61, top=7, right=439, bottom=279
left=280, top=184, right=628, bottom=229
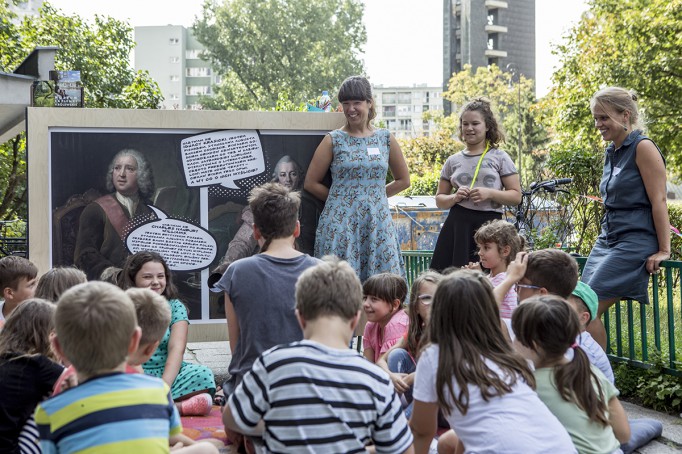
left=401, top=251, right=682, bottom=377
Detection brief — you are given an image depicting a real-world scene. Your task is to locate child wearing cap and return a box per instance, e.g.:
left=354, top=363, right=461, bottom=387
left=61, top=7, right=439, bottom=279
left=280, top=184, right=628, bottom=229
left=567, top=281, right=614, bottom=384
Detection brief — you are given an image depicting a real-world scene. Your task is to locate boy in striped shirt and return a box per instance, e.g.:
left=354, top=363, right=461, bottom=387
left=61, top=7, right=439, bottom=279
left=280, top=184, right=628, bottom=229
left=223, top=256, right=414, bottom=454
left=35, top=281, right=217, bottom=454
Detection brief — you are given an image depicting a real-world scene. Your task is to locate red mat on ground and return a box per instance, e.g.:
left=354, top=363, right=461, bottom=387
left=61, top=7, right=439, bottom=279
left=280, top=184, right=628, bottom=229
left=181, top=405, right=229, bottom=446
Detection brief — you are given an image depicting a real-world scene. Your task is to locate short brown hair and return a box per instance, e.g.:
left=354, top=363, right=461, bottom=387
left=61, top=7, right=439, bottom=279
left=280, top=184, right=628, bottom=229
left=35, top=267, right=87, bottom=302
left=126, top=288, right=170, bottom=345
left=525, top=249, right=579, bottom=299
left=249, top=182, right=300, bottom=252
left=56, top=282, right=137, bottom=377
left=362, top=273, right=408, bottom=308
left=296, top=256, right=362, bottom=321
left=0, top=256, right=37, bottom=291
left=474, top=220, right=524, bottom=265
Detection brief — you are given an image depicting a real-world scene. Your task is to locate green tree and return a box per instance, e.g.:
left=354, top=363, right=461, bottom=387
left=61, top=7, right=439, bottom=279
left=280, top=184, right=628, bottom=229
left=193, top=0, right=366, bottom=110
left=538, top=0, right=682, bottom=253
left=0, top=2, right=164, bottom=220
left=444, top=64, right=547, bottom=185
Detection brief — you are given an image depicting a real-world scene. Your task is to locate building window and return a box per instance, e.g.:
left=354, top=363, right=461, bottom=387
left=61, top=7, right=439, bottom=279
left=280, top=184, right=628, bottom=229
left=169, top=94, right=180, bottom=100
left=382, top=92, right=396, bottom=104
left=423, top=104, right=429, bottom=112
left=169, top=38, right=179, bottom=45
left=382, top=106, right=396, bottom=117
left=170, top=75, right=180, bottom=82
left=399, top=119, right=412, bottom=131
left=397, top=92, right=411, bottom=103
left=187, top=67, right=212, bottom=77
left=187, top=86, right=211, bottom=95
left=397, top=105, right=411, bottom=116
left=186, top=49, right=201, bottom=59
left=214, top=75, right=222, bottom=84
left=169, top=57, right=180, bottom=63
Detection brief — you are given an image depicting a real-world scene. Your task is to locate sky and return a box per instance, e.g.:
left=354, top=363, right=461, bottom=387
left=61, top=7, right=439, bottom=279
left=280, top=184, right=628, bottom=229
left=47, top=0, right=588, bottom=98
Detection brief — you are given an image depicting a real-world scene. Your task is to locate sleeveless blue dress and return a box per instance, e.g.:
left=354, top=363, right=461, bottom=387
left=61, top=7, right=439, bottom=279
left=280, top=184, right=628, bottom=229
left=582, top=130, right=663, bottom=304
left=314, top=129, right=405, bottom=281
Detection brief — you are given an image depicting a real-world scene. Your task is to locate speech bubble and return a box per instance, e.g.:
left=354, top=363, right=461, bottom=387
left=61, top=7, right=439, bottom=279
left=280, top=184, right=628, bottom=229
left=181, top=130, right=265, bottom=189
left=126, top=206, right=218, bottom=271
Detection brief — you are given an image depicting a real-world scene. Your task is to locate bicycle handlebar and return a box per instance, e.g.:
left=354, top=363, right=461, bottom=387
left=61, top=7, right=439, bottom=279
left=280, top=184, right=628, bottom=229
left=529, top=178, right=573, bottom=190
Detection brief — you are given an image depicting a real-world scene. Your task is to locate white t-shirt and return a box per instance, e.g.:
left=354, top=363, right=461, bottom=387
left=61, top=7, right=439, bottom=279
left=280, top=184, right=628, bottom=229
left=413, top=344, right=576, bottom=454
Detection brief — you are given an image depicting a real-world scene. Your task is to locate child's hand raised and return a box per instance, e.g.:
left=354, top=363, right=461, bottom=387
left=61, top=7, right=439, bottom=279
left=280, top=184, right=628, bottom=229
left=507, top=251, right=529, bottom=283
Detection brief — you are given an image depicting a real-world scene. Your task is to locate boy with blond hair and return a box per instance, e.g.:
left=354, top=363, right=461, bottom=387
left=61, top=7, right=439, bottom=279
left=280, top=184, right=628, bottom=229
left=36, top=282, right=217, bottom=453
left=0, top=256, right=37, bottom=325
left=223, top=256, right=414, bottom=453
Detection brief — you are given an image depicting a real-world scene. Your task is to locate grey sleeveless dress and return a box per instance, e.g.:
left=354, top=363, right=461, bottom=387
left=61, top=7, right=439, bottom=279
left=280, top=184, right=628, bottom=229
left=581, top=130, right=664, bottom=304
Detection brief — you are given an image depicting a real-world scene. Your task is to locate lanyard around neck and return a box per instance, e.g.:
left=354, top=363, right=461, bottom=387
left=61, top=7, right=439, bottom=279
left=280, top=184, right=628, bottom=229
left=470, top=142, right=491, bottom=186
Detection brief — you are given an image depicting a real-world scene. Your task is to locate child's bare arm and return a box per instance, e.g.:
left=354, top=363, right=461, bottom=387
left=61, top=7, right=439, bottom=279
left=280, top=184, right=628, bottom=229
left=363, top=347, right=375, bottom=363
left=608, top=396, right=631, bottom=444
left=222, top=403, right=265, bottom=436
left=225, top=293, right=240, bottom=355
left=494, top=251, right=528, bottom=303
left=409, top=400, right=438, bottom=454
left=163, top=320, right=188, bottom=388
left=376, top=338, right=411, bottom=393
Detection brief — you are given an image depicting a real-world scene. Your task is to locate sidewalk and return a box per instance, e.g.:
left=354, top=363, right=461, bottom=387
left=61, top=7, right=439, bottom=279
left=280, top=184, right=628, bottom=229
left=185, top=341, right=682, bottom=453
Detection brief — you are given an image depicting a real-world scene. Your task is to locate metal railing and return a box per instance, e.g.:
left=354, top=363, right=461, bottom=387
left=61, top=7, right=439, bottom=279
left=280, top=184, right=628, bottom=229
left=401, top=251, right=682, bottom=377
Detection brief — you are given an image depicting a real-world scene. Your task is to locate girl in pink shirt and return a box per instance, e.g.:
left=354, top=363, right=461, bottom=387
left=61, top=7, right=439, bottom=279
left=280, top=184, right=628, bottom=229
left=362, top=273, right=409, bottom=363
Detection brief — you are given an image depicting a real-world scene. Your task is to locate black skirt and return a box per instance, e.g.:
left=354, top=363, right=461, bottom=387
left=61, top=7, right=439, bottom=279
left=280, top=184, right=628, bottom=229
left=430, top=205, right=502, bottom=271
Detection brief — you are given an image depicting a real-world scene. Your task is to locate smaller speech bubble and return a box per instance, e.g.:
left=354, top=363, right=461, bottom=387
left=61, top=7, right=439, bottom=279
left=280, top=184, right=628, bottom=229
left=126, top=206, right=218, bottom=271
left=181, top=130, right=265, bottom=189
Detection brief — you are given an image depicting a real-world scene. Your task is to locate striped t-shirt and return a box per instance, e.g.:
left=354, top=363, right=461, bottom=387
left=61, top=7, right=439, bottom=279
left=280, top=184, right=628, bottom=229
left=36, top=372, right=181, bottom=453
left=228, top=340, right=413, bottom=453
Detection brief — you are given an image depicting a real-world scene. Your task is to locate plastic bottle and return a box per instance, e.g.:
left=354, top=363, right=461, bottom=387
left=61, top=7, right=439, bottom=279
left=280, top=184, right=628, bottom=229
left=318, top=90, right=332, bottom=112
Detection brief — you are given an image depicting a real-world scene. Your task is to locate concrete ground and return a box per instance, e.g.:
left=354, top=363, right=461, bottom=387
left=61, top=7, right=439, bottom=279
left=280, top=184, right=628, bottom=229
left=185, top=341, right=682, bottom=453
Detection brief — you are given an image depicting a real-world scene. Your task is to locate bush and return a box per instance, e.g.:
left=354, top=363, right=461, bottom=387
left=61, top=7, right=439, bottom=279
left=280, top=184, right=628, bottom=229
left=614, top=352, right=682, bottom=413
left=402, top=170, right=440, bottom=197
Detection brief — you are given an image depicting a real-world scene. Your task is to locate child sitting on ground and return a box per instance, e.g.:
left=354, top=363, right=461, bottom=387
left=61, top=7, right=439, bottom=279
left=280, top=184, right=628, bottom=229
left=376, top=270, right=440, bottom=415
left=213, top=183, right=319, bottom=388
left=0, top=299, right=63, bottom=453
left=362, top=272, right=409, bottom=363
left=410, top=270, right=575, bottom=454
left=52, top=287, right=172, bottom=393
left=121, top=251, right=216, bottom=416
left=223, top=256, right=414, bottom=453
left=34, top=266, right=87, bottom=303
left=512, top=296, right=630, bottom=453
left=0, top=256, right=38, bottom=327
left=496, top=248, right=579, bottom=341
left=36, top=281, right=218, bottom=453
left=467, top=219, right=524, bottom=318
left=569, top=282, right=663, bottom=454
left=568, top=281, right=614, bottom=383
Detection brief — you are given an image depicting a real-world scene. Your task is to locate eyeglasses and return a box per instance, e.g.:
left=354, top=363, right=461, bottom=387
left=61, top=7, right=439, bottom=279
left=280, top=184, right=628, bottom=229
left=417, top=294, right=433, bottom=305
left=516, top=283, right=542, bottom=292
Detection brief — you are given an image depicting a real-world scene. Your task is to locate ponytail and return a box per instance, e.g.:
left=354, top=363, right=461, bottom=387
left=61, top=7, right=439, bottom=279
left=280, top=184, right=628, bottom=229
left=555, top=346, right=609, bottom=426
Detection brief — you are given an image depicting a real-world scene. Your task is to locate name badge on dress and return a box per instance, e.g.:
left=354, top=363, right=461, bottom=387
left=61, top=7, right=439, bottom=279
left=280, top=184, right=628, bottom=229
left=612, top=166, right=622, bottom=177
left=367, top=147, right=381, bottom=156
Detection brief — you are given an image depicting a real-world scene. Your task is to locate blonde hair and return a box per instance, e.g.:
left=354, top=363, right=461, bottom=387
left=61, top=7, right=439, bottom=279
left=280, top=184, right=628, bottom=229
left=56, top=282, right=137, bottom=377
left=0, top=298, right=56, bottom=361
left=126, top=288, right=170, bottom=346
left=35, top=267, right=87, bottom=302
left=295, top=256, right=362, bottom=321
left=590, top=87, right=644, bottom=131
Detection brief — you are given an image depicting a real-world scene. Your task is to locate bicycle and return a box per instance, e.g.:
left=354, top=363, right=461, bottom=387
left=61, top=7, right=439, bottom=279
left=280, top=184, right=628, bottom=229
left=513, top=178, right=572, bottom=251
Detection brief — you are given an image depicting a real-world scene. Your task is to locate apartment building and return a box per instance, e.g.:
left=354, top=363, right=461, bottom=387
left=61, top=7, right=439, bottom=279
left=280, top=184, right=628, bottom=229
left=135, top=25, right=220, bottom=110
left=373, top=84, right=443, bottom=139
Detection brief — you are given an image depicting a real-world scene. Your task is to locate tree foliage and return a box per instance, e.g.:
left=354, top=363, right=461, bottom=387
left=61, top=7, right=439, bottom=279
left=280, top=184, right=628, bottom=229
left=193, top=0, right=366, bottom=110
left=0, top=2, right=163, bottom=220
left=540, top=0, right=682, bottom=172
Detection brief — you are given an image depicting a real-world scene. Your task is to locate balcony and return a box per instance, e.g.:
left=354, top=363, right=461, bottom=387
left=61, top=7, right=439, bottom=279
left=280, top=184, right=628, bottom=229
left=485, top=24, right=508, bottom=33
left=485, top=0, right=508, bottom=9
left=485, top=49, right=508, bottom=58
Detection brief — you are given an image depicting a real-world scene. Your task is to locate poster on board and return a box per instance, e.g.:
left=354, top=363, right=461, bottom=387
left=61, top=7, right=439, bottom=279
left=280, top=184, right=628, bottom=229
left=49, top=127, right=328, bottom=322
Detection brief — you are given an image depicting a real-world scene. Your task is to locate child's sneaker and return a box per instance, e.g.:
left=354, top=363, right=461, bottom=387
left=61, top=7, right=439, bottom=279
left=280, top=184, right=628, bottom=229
left=179, top=393, right=212, bottom=416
